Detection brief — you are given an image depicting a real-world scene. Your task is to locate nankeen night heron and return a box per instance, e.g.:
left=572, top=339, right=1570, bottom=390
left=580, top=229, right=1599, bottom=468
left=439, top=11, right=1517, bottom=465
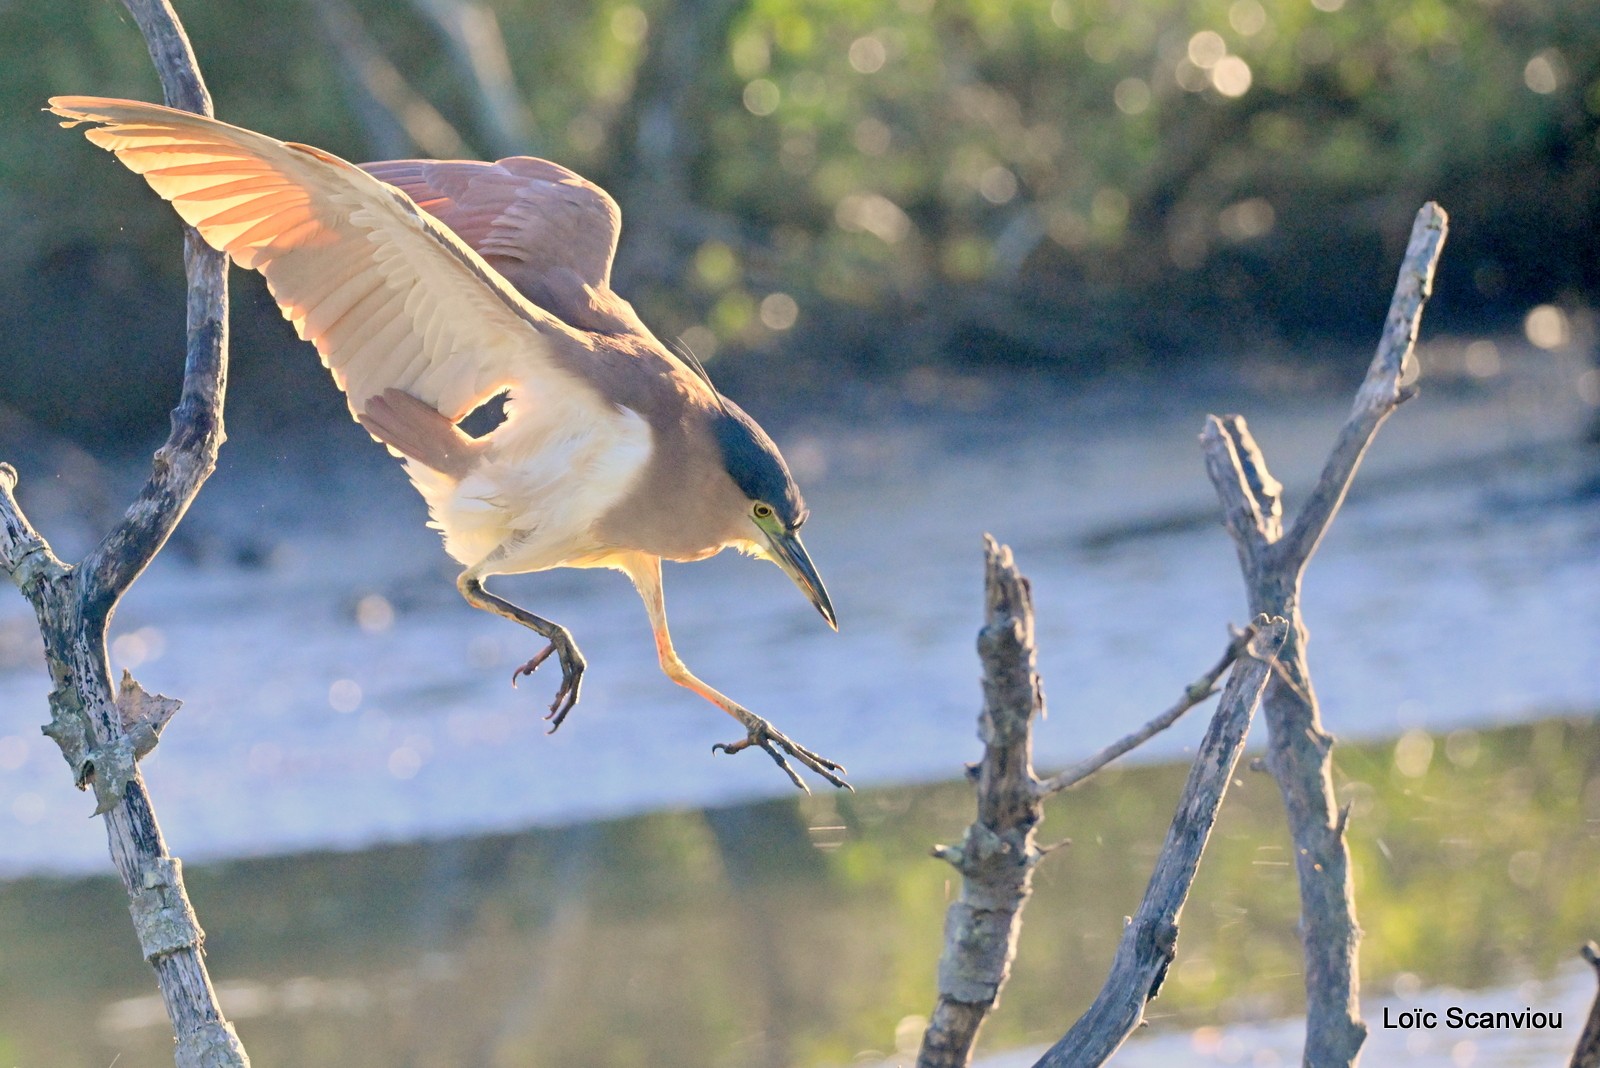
left=50, top=96, right=847, bottom=790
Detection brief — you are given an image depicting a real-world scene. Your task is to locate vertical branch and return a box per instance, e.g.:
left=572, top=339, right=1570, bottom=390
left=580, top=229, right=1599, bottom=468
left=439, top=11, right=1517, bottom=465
left=918, top=536, right=1046, bottom=1068
left=2, top=1, right=250, bottom=1064
left=1034, top=619, right=1286, bottom=1068
left=1201, top=202, right=1449, bottom=1068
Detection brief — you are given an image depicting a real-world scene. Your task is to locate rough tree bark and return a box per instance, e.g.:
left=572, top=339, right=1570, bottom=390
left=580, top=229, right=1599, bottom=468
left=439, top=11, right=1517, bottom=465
left=1200, top=202, right=1448, bottom=1068
left=915, top=537, right=1284, bottom=1068
left=1, top=1, right=248, bottom=1064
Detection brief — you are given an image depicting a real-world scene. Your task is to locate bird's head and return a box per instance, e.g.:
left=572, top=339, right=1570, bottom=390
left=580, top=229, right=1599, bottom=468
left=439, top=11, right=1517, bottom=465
left=711, top=400, right=836, bottom=630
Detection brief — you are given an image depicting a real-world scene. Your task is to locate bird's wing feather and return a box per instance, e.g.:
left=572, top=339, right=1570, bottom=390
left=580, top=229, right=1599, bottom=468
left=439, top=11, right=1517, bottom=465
left=358, top=157, right=642, bottom=336
left=49, top=96, right=601, bottom=425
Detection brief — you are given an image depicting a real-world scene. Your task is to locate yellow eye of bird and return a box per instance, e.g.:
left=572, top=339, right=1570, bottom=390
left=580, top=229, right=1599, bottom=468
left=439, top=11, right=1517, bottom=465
left=753, top=503, right=774, bottom=519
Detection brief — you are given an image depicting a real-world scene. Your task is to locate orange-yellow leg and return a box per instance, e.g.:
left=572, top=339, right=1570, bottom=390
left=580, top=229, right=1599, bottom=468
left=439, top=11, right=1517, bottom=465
left=620, top=554, right=849, bottom=792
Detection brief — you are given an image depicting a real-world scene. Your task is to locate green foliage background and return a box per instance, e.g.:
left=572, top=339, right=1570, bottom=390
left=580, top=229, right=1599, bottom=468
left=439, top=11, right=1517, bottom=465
left=0, top=0, right=1595, bottom=439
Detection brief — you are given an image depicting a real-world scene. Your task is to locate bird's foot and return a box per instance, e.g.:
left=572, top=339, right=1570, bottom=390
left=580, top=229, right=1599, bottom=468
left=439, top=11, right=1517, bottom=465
left=713, top=710, right=851, bottom=793
left=510, top=630, right=586, bottom=731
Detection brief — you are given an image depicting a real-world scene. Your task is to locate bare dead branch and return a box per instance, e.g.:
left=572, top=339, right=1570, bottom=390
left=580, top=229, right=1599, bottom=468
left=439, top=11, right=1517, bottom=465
left=918, top=541, right=1285, bottom=1068
left=78, top=0, right=227, bottom=627
left=1036, top=625, right=1255, bottom=798
left=1572, top=943, right=1600, bottom=1068
left=918, top=536, right=1046, bottom=1068
left=3, top=1, right=250, bottom=1063
left=1276, top=203, right=1446, bottom=575
left=1201, top=202, right=1449, bottom=1068
left=1034, top=618, right=1286, bottom=1068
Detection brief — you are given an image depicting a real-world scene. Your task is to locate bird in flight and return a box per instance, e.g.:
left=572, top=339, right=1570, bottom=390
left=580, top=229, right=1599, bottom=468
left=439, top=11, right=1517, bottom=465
left=50, top=96, right=847, bottom=791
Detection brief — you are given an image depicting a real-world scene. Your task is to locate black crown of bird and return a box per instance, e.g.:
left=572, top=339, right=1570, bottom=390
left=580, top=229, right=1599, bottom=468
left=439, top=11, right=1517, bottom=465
left=49, top=95, right=847, bottom=792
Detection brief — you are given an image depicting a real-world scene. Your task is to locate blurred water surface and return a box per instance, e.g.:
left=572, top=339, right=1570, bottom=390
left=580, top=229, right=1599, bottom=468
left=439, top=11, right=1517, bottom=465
left=0, top=343, right=1595, bottom=871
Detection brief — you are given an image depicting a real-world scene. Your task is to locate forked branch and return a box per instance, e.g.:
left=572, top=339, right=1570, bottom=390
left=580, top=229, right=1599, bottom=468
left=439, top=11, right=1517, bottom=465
left=1201, top=202, right=1448, bottom=1068
left=2, top=1, right=248, bottom=1064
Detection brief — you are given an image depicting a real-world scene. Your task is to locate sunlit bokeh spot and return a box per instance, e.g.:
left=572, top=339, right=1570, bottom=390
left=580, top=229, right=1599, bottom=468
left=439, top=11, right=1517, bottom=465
left=978, top=165, right=1018, bottom=204
left=1523, top=304, right=1569, bottom=349
left=1393, top=728, right=1434, bottom=778
left=1311, top=0, right=1345, bottom=11
left=329, top=678, right=362, bottom=714
left=693, top=241, right=739, bottom=289
left=388, top=745, right=423, bottom=780
left=678, top=324, right=718, bottom=361
left=111, top=626, right=166, bottom=670
left=609, top=5, right=648, bottom=46
left=836, top=191, right=912, bottom=244
left=1523, top=50, right=1563, bottom=94
left=1083, top=25, right=1118, bottom=63
left=1212, top=56, right=1253, bottom=97
left=1114, top=77, right=1152, bottom=115
left=355, top=593, right=394, bottom=633
left=1218, top=197, right=1275, bottom=240
left=759, top=292, right=799, bottom=330
left=1049, top=0, right=1074, bottom=30
left=1187, top=30, right=1227, bottom=69
left=1577, top=368, right=1600, bottom=406
left=849, top=34, right=887, bottom=74
left=1229, top=0, right=1267, bottom=36
left=742, top=78, right=780, bottom=116
left=1507, top=849, right=1540, bottom=889
left=893, top=1014, right=926, bottom=1055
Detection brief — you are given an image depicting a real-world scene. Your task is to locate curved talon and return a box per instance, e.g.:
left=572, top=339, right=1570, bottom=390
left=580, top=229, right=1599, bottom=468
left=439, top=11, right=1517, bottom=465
left=509, top=637, right=585, bottom=733
left=510, top=643, right=556, bottom=688
left=712, top=720, right=852, bottom=792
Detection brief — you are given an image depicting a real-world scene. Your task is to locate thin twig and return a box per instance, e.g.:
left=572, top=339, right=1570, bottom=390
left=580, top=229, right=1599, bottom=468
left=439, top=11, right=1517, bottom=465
left=1036, top=624, right=1256, bottom=798
left=1033, top=618, right=1287, bottom=1068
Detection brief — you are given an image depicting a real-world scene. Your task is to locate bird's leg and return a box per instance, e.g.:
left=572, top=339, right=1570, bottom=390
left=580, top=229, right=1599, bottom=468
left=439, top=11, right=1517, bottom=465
left=457, top=573, right=585, bottom=730
left=622, top=555, right=850, bottom=792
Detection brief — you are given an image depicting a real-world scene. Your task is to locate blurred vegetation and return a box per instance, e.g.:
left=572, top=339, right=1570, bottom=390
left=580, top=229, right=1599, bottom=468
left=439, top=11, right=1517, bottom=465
left=0, top=0, right=1596, bottom=442
left=0, top=715, right=1596, bottom=1066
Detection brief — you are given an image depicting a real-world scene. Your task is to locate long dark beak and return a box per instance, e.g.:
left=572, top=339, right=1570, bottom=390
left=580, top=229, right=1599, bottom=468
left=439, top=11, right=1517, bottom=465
left=765, top=530, right=837, bottom=630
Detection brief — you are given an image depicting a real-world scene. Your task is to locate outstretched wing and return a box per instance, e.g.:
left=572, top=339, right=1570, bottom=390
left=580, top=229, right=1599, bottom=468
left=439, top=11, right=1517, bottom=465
left=359, top=156, right=644, bottom=336
left=49, top=96, right=599, bottom=425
